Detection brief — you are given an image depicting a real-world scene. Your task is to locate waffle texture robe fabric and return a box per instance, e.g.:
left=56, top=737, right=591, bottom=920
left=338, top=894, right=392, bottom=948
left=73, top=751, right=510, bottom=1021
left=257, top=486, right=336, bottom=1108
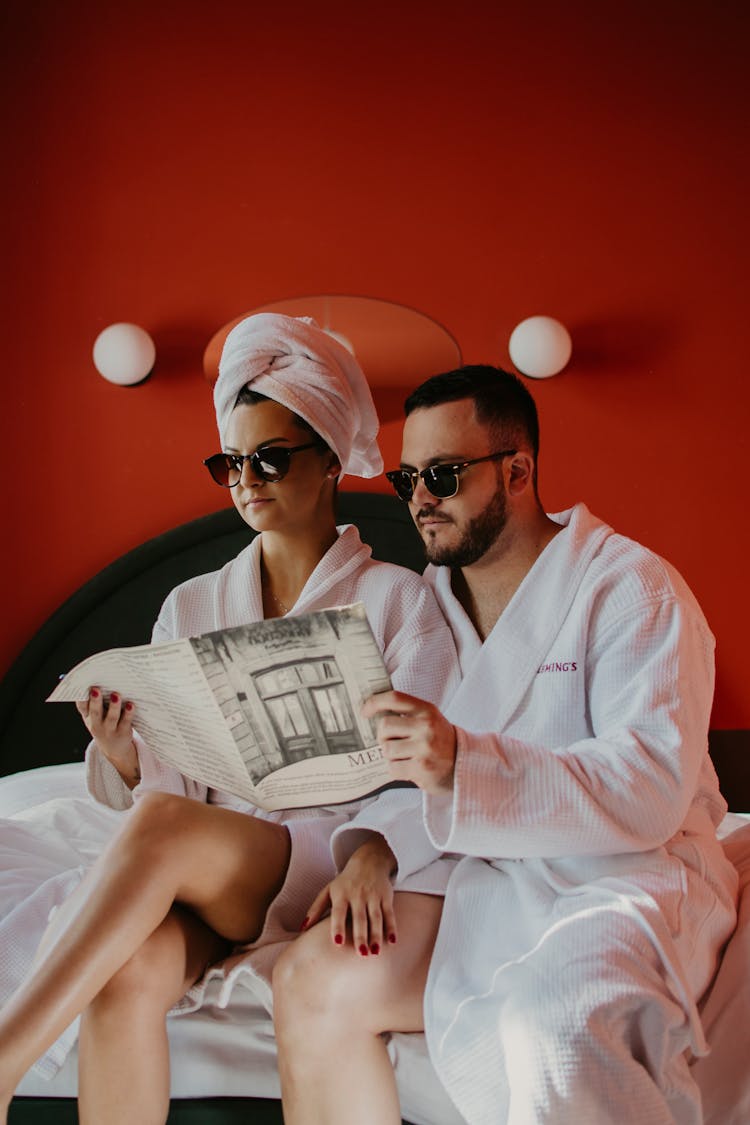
left=426, top=503, right=738, bottom=1125
left=334, top=502, right=738, bottom=1125
left=85, top=524, right=460, bottom=1014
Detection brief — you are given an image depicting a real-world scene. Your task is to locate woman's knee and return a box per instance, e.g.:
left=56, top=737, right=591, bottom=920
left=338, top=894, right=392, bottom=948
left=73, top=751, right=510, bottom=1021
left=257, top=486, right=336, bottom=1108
left=91, top=912, right=198, bottom=1017
left=91, top=943, right=175, bottom=1016
left=116, top=791, right=192, bottom=862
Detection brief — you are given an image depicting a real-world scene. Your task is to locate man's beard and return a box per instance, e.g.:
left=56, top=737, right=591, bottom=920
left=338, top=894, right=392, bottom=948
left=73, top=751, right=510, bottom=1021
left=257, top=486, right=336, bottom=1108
left=420, top=485, right=508, bottom=568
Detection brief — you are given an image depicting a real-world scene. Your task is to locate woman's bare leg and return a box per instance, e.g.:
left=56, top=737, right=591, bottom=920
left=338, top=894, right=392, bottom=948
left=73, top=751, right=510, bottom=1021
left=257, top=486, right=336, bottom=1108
left=273, top=891, right=443, bottom=1125
left=78, top=905, right=229, bottom=1125
left=0, top=790, right=290, bottom=1114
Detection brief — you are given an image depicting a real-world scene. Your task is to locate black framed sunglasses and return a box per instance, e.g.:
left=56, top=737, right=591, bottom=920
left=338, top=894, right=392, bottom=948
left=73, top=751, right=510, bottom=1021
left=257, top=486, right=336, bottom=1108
left=203, top=443, right=320, bottom=488
left=386, top=450, right=517, bottom=502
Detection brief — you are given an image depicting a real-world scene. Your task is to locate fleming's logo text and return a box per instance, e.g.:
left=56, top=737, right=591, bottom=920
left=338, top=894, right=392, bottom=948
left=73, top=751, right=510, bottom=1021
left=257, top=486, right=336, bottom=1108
left=537, top=661, right=578, bottom=674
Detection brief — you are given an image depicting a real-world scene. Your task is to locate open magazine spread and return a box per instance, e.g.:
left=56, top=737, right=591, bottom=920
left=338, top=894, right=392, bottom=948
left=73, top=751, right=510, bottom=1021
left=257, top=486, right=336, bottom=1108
left=47, top=603, right=394, bottom=811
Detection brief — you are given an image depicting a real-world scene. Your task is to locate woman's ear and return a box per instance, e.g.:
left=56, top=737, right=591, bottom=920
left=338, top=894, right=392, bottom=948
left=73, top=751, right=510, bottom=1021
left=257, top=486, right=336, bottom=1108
left=326, top=454, right=342, bottom=479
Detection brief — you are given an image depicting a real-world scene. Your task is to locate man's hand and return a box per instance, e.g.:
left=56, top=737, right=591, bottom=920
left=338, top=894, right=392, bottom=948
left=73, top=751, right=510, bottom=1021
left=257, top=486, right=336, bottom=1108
left=303, top=834, right=398, bottom=955
left=362, top=690, right=457, bottom=794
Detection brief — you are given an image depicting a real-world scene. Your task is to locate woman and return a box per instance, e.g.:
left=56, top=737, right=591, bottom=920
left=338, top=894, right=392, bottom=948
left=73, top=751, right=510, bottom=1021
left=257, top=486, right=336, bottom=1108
left=0, top=313, right=458, bottom=1124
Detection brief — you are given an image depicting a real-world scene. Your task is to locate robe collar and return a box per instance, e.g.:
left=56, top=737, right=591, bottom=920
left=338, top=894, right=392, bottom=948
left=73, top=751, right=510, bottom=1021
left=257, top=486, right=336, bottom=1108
left=426, top=503, right=612, bottom=731
left=223, top=523, right=373, bottom=623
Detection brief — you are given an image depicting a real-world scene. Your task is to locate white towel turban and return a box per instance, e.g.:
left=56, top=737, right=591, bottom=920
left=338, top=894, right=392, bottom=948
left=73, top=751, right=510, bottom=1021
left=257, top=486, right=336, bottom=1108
left=214, top=313, right=383, bottom=479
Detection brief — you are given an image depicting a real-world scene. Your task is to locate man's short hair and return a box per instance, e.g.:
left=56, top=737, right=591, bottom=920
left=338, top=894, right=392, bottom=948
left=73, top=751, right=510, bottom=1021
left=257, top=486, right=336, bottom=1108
left=404, top=365, right=540, bottom=462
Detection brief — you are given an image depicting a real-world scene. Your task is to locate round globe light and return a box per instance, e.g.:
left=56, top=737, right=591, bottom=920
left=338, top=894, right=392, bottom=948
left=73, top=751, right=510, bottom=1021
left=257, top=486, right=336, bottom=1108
left=93, top=323, right=156, bottom=386
left=508, top=316, right=572, bottom=379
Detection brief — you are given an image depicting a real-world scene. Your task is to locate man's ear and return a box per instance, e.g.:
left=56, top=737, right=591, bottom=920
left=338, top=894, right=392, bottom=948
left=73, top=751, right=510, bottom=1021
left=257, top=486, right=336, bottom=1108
left=506, top=451, right=535, bottom=496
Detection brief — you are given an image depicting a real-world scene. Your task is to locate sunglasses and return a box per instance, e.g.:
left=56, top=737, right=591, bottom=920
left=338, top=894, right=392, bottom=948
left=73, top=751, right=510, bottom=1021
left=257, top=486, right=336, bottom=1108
left=386, top=450, right=517, bottom=502
left=203, top=443, right=320, bottom=488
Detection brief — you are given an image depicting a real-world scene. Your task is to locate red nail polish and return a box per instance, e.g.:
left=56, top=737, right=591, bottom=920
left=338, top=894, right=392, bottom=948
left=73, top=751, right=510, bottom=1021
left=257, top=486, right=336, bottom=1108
left=388, top=933, right=397, bottom=944
left=359, top=944, right=368, bottom=956
left=90, top=689, right=99, bottom=698
left=300, top=917, right=309, bottom=931
left=110, top=692, right=119, bottom=703
left=125, top=701, right=134, bottom=712
left=370, top=942, right=380, bottom=955
left=334, top=934, right=343, bottom=945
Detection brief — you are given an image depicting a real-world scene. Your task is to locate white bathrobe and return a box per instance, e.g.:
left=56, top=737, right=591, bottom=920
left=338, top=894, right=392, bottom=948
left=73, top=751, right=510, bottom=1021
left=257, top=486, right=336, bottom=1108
left=86, top=523, right=460, bottom=1010
left=337, top=503, right=738, bottom=1125
left=0, top=524, right=460, bottom=1079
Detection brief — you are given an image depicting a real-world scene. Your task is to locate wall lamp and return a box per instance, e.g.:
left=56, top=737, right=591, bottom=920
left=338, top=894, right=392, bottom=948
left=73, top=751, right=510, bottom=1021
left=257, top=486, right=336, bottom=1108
left=509, top=316, right=572, bottom=379
left=93, top=323, right=156, bottom=386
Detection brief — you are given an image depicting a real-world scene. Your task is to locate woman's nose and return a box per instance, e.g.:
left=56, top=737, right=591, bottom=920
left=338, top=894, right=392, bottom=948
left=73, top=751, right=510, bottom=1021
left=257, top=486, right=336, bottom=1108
left=239, top=457, right=263, bottom=486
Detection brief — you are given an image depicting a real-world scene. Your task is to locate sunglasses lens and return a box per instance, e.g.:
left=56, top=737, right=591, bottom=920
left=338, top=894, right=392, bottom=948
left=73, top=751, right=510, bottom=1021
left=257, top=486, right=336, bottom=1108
left=425, top=466, right=459, bottom=498
left=205, top=454, right=234, bottom=487
left=252, top=448, right=291, bottom=482
left=386, top=471, right=414, bottom=501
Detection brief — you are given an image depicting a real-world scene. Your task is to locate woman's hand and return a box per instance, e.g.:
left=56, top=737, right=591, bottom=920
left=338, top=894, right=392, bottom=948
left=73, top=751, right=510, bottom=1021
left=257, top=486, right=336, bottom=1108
left=303, top=834, right=398, bottom=956
left=75, top=688, right=140, bottom=788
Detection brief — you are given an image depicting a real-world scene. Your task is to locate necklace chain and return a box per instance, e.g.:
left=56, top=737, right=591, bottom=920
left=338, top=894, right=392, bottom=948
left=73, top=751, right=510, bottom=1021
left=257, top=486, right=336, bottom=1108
left=262, top=574, right=289, bottom=616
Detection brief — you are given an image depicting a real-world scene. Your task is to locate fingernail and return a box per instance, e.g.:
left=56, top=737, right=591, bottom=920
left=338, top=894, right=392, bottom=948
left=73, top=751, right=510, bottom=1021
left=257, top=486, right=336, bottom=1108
left=388, top=933, right=397, bottom=944
left=370, top=942, right=380, bottom=955
left=110, top=692, right=119, bottom=703
left=359, top=944, right=369, bottom=957
left=334, top=934, right=343, bottom=945
left=90, top=689, right=99, bottom=698
left=300, top=917, right=309, bottom=931
left=125, top=701, right=133, bottom=712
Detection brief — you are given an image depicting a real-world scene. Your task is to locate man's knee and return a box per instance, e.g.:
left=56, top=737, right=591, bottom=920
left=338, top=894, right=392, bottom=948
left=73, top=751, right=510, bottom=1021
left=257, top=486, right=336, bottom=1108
left=273, top=933, right=367, bottom=1029
left=274, top=934, right=331, bottom=1016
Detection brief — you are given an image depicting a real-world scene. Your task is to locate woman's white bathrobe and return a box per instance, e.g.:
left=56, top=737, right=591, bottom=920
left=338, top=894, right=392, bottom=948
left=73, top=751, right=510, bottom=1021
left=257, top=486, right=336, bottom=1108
left=85, top=524, right=459, bottom=1012
left=335, top=504, right=738, bottom=1125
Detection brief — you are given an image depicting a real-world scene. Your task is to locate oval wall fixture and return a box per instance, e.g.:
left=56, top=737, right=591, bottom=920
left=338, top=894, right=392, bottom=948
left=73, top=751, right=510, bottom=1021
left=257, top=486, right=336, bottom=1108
left=508, top=316, right=572, bottom=379
left=202, top=296, right=461, bottom=398
left=93, top=323, right=156, bottom=386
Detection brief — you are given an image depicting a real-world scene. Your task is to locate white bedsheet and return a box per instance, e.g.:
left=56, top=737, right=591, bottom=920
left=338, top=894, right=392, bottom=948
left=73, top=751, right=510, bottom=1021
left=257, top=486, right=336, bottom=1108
left=2, top=764, right=748, bottom=1124
left=0, top=764, right=464, bottom=1125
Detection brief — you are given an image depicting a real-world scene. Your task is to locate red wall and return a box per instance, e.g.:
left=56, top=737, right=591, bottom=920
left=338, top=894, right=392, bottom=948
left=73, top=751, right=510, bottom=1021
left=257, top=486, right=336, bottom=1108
left=2, top=0, right=748, bottom=725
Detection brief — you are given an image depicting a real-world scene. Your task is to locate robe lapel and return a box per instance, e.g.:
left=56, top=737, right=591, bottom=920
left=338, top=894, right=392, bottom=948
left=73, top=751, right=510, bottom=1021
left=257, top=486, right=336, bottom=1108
left=443, top=504, right=612, bottom=732
left=222, top=536, right=265, bottom=622
left=223, top=526, right=372, bottom=620
left=293, top=525, right=371, bottom=613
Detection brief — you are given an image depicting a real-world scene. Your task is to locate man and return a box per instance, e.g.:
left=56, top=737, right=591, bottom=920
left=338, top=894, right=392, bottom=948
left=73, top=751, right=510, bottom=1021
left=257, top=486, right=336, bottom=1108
left=273, top=365, right=738, bottom=1125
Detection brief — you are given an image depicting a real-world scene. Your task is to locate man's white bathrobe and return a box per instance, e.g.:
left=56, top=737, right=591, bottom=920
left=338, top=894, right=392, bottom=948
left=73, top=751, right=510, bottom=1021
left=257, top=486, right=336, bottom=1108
left=86, top=523, right=459, bottom=1010
left=337, top=503, right=738, bottom=1125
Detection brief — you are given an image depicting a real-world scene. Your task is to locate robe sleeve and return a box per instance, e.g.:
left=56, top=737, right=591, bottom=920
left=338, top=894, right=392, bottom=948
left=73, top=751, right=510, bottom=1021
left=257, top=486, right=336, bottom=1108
left=330, top=787, right=442, bottom=876
left=331, top=581, right=461, bottom=879
left=425, top=593, right=720, bottom=858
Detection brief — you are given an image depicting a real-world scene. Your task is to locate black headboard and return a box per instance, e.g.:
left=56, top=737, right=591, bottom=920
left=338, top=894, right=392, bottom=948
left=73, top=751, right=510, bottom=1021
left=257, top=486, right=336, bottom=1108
left=1, top=492, right=747, bottom=810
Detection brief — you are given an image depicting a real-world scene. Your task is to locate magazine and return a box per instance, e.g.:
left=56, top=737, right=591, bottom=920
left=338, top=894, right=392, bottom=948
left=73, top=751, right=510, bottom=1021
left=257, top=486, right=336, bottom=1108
left=47, top=603, right=395, bottom=811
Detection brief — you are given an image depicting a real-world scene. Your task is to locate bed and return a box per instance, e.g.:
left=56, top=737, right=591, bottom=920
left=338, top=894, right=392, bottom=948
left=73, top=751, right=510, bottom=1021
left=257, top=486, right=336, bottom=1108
left=2, top=492, right=749, bottom=1124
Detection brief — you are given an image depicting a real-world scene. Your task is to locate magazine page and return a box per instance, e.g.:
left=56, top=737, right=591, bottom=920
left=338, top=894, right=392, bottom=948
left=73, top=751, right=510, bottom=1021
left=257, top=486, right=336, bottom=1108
left=48, top=640, right=263, bottom=802
left=47, top=604, right=393, bottom=811
left=188, top=603, right=393, bottom=810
